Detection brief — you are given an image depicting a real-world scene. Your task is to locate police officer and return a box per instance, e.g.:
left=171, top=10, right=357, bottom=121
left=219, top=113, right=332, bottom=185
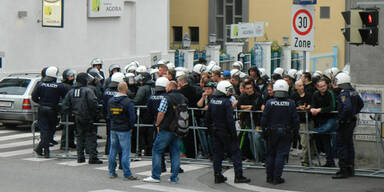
left=90, top=58, right=106, bottom=84
left=62, top=73, right=102, bottom=164
left=206, top=80, right=251, bottom=184
left=104, top=64, right=121, bottom=89
left=261, top=79, right=299, bottom=185
left=60, top=69, right=77, bottom=150
left=32, top=66, right=66, bottom=158
left=133, top=71, right=154, bottom=156
left=103, top=72, right=125, bottom=155
left=332, top=72, right=363, bottom=179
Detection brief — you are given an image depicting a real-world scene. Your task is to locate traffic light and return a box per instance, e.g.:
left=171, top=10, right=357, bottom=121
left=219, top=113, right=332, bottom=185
left=342, top=9, right=363, bottom=44
left=359, top=9, right=379, bottom=46
left=341, top=9, right=379, bottom=46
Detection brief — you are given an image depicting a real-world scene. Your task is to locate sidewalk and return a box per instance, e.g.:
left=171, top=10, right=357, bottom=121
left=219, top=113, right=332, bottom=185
left=224, top=168, right=384, bottom=192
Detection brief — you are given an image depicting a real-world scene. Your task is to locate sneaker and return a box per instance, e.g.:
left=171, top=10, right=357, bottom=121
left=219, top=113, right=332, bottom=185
left=125, top=176, right=138, bottom=181
left=109, top=173, right=118, bottom=179
left=167, top=178, right=178, bottom=184
left=143, top=176, right=160, bottom=183
left=89, top=158, right=103, bottom=164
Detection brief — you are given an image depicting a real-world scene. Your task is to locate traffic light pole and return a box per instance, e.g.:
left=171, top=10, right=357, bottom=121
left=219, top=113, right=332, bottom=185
left=303, top=51, right=307, bottom=72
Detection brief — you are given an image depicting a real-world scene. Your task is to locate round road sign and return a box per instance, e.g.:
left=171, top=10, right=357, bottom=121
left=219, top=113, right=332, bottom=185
left=293, top=9, right=313, bottom=36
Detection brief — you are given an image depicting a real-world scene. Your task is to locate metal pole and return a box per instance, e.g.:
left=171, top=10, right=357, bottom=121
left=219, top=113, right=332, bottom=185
left=191, top=109, right=198, bottom=159
left=303, top=51, right=307, bottom=72
left=305, top=111, right=312, bottom=167
left=136, top=107, right=140, bottom=158
left=375, top=114, right=382, bottom=170
left=65, top=113, right=69, bottom=158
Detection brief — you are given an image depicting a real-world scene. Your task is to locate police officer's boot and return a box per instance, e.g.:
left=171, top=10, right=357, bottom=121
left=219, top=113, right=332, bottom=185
left=272, top=177, right=285, bottom=185
left=34, top=145, right=43, bottom=156
left=348, top=166, right=355, bottom=177
left=332, top=168, right=349, bottom=179
left=214, top=173, right=227, bottom=184
left=89, top=157, right=103, bottom=164
left=43, top=148, right=50, bottom=158
left=234, top=175, right=251, bottom=183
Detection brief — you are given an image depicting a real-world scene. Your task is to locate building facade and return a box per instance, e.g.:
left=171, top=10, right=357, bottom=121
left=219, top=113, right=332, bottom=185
left=0, top=0, right=170, bottom=76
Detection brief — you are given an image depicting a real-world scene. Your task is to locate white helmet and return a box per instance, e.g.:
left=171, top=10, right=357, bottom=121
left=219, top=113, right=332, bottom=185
left=216, top=80, right=234, bottom=95
left=208, top=60, right=217, bottom=66
left=111, top=72, right=125, bottom=83
left=230, top=69, right=241, bottom=77
left=287, top=69, right=297, bottom=79
left=46, top=66, right=59, bottom=78
left=273, top=67, right=285, bottom=76
left=296, top=70, right=303, bottom=81
left=330, top=67, right=339, bottom=78
left=157, top=59, right=166, bottom=65
left=167, top=62, right=175, bottom=70
left=136, top=65, right=147, bottom=73
left=273, top=79, right=289, bottom=98
left=259, top=68, right=266, bottom=77
left=232, top=61, right=243, bottom=70
left=239, top=72, right=248, bottom=79
left=155, top=77, right=169, bottom=88
left=335, top=72, right=351, bottom=85
left=312, top=70, right=323, bottom=78
left=125, top=72, right=135, bottom=78
left=175, top=71, right=185, bottom=78
left=193, top=64, right=206, bottom=74
left=149, top=68, right=159, bottom=75
left=90, top=58, right=103, bottom=67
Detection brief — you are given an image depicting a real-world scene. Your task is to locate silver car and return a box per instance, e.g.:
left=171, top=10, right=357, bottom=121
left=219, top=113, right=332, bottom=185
left=0, top=73, right=41, bottom=128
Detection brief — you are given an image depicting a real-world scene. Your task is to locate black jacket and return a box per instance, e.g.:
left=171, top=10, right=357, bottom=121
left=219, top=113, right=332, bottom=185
left=62, top=83, right=98, bottom=122
left=206, top=92, right=236, bottom=136
left=108, top=95, right=136, bottom=132
left=32, top=79, right=66, bottom=108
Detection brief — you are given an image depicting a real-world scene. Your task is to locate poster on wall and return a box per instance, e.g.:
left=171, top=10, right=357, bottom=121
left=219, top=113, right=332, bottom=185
left=358, top=91, right=382, bottom=126
left=88, top=0, right=123, bottom=18
left=42, top=0, right=64, bottom=28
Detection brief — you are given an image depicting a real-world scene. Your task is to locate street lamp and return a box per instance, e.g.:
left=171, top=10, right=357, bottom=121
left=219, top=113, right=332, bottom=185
left=209, top=33, right=216, bottom=45
left=283, top=36, right=289, bottom=46
left=183, top=33, right=191, bottom=49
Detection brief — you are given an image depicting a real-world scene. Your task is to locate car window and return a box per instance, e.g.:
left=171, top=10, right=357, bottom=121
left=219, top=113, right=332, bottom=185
left=0, top=78, right=31, bottom=95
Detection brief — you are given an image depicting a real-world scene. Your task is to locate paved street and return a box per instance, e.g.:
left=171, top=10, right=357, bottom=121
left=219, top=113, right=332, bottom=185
left=0, top=127, right=383, bottom=192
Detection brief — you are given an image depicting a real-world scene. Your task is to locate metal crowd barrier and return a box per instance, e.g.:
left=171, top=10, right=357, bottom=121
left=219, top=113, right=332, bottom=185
left=31, top=105, right=384, bottom=178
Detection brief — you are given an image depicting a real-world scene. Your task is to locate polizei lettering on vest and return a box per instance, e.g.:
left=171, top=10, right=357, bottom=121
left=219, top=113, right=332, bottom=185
left=210, top=99, right=223, bottom=105
left=271, top=101, right=290, bottom=106
left=41, top=83, right=58, bottom=88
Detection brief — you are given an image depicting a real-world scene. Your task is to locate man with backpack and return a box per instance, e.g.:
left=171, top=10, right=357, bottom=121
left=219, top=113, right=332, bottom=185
left=143, top=81, right=188, bottom=183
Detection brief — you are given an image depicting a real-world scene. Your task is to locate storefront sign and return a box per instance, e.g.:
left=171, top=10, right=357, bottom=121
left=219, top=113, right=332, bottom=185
left=88, top=0, right=124, bottom=18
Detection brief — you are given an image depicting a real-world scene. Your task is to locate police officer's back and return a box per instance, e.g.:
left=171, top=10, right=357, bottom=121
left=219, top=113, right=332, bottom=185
left=206, top=80, right=251, bottom=184
left=32, top=66, right=66, bottom=158
left=332, top=73, right=363, bottom=179
left=62, top=73, right=102, bottom=164
left=261, top=79, right=299, bottom=185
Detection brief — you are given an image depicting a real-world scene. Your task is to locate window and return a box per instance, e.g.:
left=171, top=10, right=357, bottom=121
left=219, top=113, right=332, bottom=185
left=216, top=0, right=224, bottom=15
left=189, top=27, right=199, bottom=43
left=0, top=79, right=31, bottom=95
left=320, top=6, right=330, bottom=19
left=173, top=26, right=183, bottom=42
left=235, top=0, right=242, bottom=16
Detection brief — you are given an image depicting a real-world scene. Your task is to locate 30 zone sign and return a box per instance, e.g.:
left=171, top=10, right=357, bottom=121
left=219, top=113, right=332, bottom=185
left=291, top=5, right=314, bottom=51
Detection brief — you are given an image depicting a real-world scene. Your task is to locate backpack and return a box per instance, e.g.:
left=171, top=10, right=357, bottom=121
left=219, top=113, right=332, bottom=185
left=166, top=94, right=189, bottom=137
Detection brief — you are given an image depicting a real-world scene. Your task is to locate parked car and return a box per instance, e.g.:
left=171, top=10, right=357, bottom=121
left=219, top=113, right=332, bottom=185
left=0, top=73, right=41, bottom=128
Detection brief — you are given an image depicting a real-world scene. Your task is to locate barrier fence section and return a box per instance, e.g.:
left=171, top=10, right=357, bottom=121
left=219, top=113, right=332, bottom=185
left=31, top=106, right=384, bottom=178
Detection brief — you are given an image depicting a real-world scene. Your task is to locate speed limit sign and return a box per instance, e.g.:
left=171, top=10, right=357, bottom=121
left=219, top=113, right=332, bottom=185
left=291, top=5, right=314, bottom=51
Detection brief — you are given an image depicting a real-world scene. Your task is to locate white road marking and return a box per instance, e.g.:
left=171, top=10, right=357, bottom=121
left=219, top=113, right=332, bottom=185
left=0, top=135, right=60, bottom=149
left=136, top=164, right=208, bottom=176
left=132, top=184, right=206, bottom=192
left=0, top=145, right=59, bottom=157
left=58, top=160, right=87, bottom=167
left=95, top=160, right=152, bottom=171
left=0, top=130, right=17, bottom=134
left=223, top=168, right=302, bottom=192
left=22, top=157, right=55, bottom=162
left=88, top=190, right=125, bottom=192
left=0, top=132, right=39, bottom=142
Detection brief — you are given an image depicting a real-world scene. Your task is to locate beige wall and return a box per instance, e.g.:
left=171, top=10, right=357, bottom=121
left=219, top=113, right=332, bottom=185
left=170, top=0, right=209, bottom=50
left=249, top=0, right=345, bottom=71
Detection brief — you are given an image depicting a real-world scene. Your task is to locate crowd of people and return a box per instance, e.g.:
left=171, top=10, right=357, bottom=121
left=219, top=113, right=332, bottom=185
left=31, top=57, right=363, bottom=184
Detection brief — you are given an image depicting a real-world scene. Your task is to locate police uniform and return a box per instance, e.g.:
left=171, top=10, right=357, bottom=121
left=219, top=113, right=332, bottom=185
left=206, top=91, right=250, bottom=183
left=333, top=87, right=363, bottom=178
left=261, top=97, right=299, bottom=184
left=62, top=74, right=101, bottom=164
left=32, top=77, right=66, bottom=157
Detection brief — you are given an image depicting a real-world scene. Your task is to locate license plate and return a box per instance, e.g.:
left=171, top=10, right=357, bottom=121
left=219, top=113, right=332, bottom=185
left=0, top=101, right=12, bottom=107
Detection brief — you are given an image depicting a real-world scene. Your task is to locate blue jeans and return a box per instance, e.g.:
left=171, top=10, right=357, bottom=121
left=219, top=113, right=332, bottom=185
left=109, top=130, right=132, bottom=178
left=152, top=130, right=180, bottom=182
